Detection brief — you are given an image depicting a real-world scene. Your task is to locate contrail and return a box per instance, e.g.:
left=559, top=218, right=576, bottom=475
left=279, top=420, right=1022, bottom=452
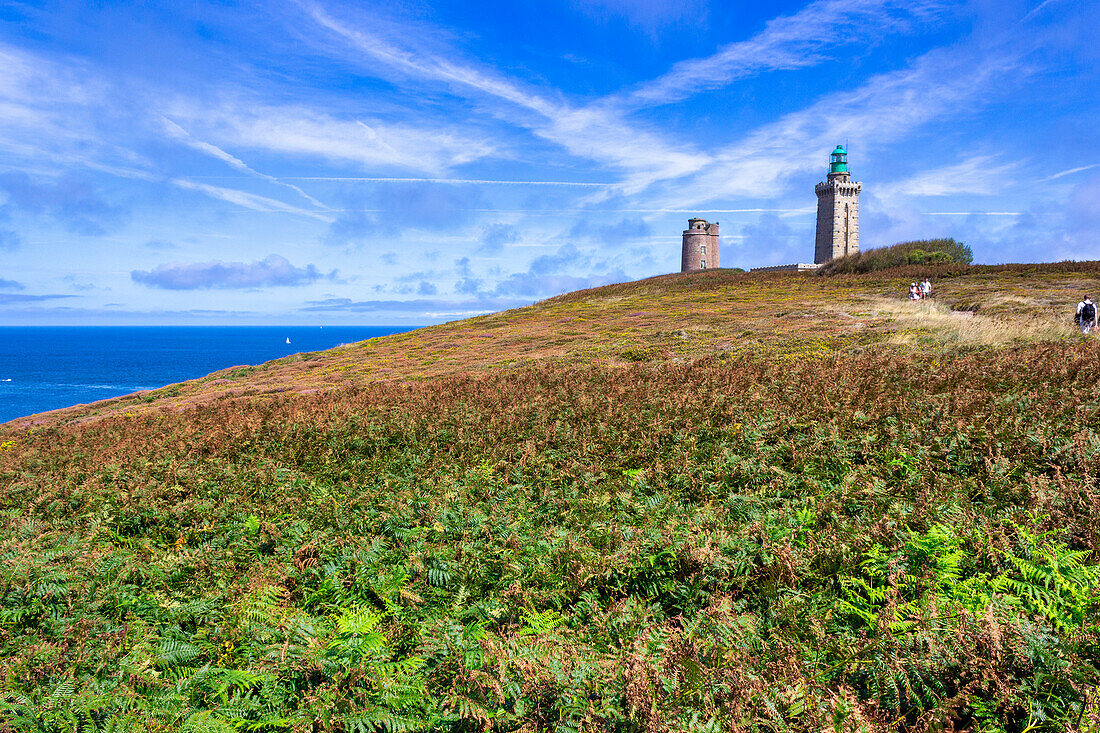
left=162, top=118, right=329, bottom=209
left=279, top=177, right=613, bottom=187
left=1041, top=163, right=1099, bottom=182
left=924, top=211, right=1029, bottom=216
left=322, top=207, right=814, bottom=214
left=172, top=180, right=333, bottom=222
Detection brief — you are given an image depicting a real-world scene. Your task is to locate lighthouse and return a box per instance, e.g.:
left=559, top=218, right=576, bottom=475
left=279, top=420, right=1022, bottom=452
left=814, top=145, right=862, bottom=264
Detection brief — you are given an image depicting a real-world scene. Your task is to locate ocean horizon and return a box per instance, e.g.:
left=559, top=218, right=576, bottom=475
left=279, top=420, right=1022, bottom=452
left=0, top=326, right=413, bottom=423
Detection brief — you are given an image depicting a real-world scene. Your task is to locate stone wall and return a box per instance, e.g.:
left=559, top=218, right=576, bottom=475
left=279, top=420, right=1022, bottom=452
left=750, top=263, right=821, bottom=273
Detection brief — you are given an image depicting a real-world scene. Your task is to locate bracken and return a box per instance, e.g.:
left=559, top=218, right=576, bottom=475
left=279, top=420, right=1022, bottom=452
left=2, top=270, right=1100, bottom=732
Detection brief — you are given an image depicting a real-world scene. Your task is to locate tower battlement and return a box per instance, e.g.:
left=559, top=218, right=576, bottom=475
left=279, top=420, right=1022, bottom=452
left=681, top=219, right=719, bottom=272
left=815, top=180, right=861, bottom=197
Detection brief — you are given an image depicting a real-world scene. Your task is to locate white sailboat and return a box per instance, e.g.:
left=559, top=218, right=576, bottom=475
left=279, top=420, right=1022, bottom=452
left=285, top=337, right=291, bottom=344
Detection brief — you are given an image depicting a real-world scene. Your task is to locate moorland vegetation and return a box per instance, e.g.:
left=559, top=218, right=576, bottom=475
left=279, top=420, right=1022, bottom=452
left=816, top=240, right=974, bottom=276
left=2, top=263, right=1100, bottom=732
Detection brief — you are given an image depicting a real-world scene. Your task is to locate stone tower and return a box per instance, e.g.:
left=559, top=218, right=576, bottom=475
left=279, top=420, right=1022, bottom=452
left=681, top=218, right=719, bottom=272
left=814, top=145, right=861, bottom=264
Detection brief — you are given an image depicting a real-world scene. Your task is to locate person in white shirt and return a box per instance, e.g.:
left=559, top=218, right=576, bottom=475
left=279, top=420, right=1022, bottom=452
left=1076, top=296, right=1097, bottom=335
left=920, top=278, right=932, bottom=299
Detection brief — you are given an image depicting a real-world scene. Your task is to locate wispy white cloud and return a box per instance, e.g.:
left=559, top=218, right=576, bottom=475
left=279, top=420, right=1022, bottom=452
left=0, top=0, right=1087, bottom=323
left=0, top=43, right=121, bottom=165
left=57, top=162, right=331, bottom=225
left=162, top=118, right=255, bottom=174
left=299, top=2, right=709, bottom=194
left=301, top=3, right=558, bottom=115
left=879, top=155, right=1021, bottom=198
left=171, top=179, right=333, bottom=222
left=1042, top=163, right=1100, bottom=181
left=618, top=0, right=950, bottom=109
left=654, top=44, right=1022, bottom=209
left=161, top=117, right=328, bottom=208
left=0, top=42, right=482, bottom=221
left=294, top=0, right=955, bottom=199
left=0, top=40, right=501, bottom=222
left=0, top=44, right=330, bottom=230
left=167, top=100, right=498, bottom=176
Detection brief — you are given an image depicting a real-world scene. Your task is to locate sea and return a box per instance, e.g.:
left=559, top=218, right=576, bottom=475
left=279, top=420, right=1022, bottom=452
left=0, top=326, right=412, bottom=423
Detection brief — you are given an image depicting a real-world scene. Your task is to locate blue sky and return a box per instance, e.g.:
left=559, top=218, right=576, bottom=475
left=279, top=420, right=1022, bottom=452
left=0, top=0, right=1097, bottom=325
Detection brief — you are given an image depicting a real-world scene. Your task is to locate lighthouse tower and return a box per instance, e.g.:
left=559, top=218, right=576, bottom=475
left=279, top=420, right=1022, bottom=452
left=814, top=145, right=861, bottom=264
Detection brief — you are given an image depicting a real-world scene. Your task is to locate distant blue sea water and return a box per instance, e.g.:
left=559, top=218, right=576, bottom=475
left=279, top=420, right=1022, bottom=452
left=0, top=326, right=412, bottom=423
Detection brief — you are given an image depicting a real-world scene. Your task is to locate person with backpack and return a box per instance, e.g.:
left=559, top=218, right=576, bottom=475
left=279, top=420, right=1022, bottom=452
left=1076, top=296, right=1097, bottom=335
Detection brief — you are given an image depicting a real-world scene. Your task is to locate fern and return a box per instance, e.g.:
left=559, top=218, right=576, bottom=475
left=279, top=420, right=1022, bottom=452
left=518, top=609, right=564, bottom=636
left=212, top=668, right=269, bottom=702
left=181, top=710, right=237, bottom=733
left=425, top=558, right=452, bottom=588
left=836, top=548, right=920, bottom=632
left=156, top=639, right=201, bottom=668
left=995, top=535, right=1100, bottom=631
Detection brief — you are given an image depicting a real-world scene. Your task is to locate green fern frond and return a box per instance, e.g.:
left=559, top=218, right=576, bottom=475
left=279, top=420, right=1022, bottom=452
left=156, top=639, right=201, bottom=667
left=181, top=710, right=237, bottom=733
left=334, top=607, right=383, bottom=637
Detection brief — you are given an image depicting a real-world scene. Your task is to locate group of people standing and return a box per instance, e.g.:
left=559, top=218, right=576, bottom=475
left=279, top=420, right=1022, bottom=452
left=908, top=278, right=933, bottom=300
left=903, top=277, right=1097, bottom=337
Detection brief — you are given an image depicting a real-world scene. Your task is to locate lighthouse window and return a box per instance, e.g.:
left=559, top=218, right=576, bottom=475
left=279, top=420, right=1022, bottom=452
left=701, top=260, right=706, bottom=269
left=700, top=245, right=706, bottom=255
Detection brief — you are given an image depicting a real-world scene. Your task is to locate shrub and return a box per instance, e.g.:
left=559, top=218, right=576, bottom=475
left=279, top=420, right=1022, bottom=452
left=818, top=238, right=974, bottom=275
left=618, top=346, right=652, bottom=362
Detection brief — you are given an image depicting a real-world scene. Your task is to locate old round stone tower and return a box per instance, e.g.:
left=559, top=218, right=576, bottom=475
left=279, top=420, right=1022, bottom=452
left=814, top=145, right=861, bottom=264
left=681, top=218, right=719, bottom=272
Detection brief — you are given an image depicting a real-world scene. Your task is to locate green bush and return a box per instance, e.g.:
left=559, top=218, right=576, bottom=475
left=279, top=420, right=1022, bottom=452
left=618, top=346, right=652, bottom=362
left=819, top=238, right=973, bottom=275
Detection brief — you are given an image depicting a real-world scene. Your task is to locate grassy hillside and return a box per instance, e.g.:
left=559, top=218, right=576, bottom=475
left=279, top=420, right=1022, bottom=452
left=12, top=262, right=1100, bottom=428
left=2, top=264, right=1100, bottom=732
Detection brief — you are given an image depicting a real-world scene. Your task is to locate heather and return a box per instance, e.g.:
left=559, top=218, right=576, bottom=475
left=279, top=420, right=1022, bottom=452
left=2, top=268, right=1100, bottom=732
left=14, top=264, right=1100, bottom=428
